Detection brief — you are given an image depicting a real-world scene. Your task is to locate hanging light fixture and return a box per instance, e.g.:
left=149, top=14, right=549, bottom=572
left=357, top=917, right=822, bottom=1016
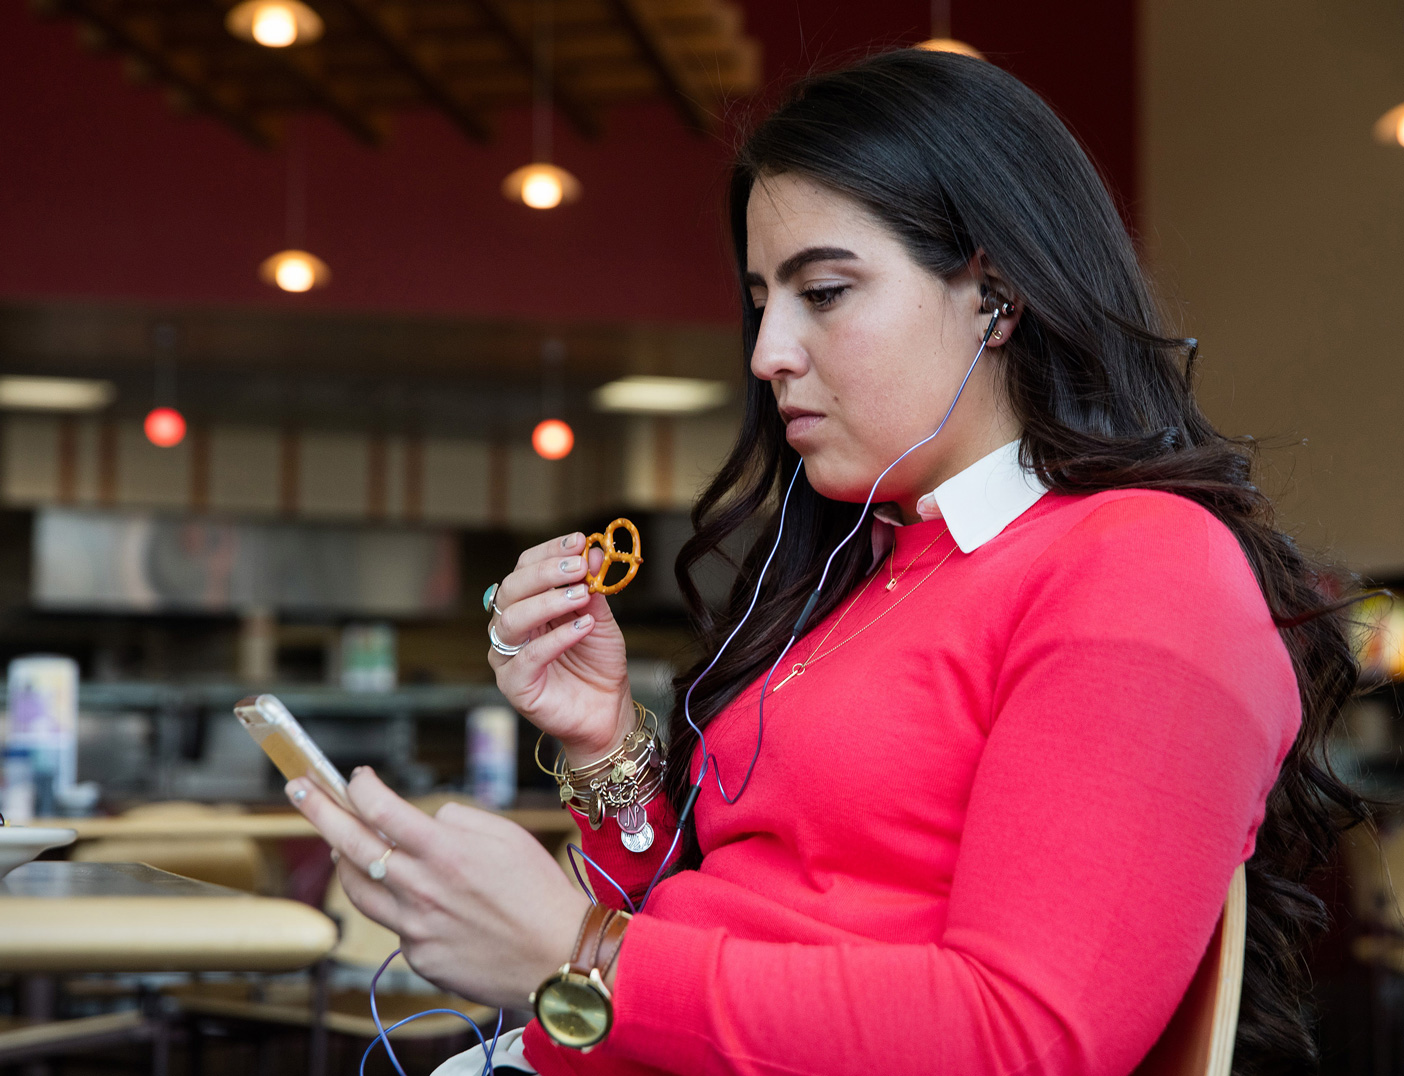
left=259, top=249, right=331, bottom=292
left=145, top=407, right=187, bottom=448
left=917, top=0, right=983, bottom=59
left=226, top=0, right=324, bottom=48
left=532, top=418, right=575, bottom=460
left=145, top=324, right=186, bottom=448
left=261, top=118, right=331, bottom=292
left=504, top=0, right=582, bottom=210
left=502, top=163, right=582, bottom=210
left=1373, top=104, right=1404, bottom=147
left=532, top=338, right=574, bottom=460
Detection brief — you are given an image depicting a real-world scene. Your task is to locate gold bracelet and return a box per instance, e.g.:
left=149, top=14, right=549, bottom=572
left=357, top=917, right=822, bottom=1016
left=534, top=702, right=654, bottom=782
left=540, top=703, right=665, bottom=853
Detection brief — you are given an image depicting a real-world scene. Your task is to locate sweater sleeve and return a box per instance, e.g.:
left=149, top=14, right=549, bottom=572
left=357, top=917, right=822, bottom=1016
left=538, top=493, right=1302, bottom=1076
left=573, top=791, right=679, bottom=910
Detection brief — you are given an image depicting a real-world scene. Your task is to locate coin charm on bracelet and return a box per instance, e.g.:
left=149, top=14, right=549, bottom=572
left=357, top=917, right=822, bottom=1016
left=617, top=802, right=654, bottom=852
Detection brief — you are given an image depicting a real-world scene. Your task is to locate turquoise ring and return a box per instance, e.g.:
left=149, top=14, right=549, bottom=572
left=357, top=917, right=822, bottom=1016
left=483, top=583, right=502, bottom=616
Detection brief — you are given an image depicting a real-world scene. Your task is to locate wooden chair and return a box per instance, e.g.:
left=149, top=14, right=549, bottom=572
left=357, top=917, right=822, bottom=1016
left=1133, top=863, right=1248, bottom=1076
left=70, top=801, right=272, bottom=892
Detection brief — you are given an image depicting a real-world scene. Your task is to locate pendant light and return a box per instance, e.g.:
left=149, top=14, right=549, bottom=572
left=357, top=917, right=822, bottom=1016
left=917, top=0, right=982, bottom=59
left=532, top=418, right=574, bottom=460
left=1373, top=104, right=1404, bottom=147
left=503, top=0, right=582, bottom=210
left=532, top=338, right=574, bottom=460
left=261, top=118, right=331, bottom=292
left=145, top=323, right=187, bottom=448
left=225, top=0, right=324, bottom=48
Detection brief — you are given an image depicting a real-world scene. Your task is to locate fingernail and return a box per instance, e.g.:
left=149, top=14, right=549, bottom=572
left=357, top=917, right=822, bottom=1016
left=291, top=788, right=307, bottom=804
left=562, top=533, right=579, bottom=549
left=352, top=766, right=367, bottom=778
left=573, top=616, right=591, bottom=631
left=565, top=585, right=583, bottom=599
left=559, top=556, right=580, bottom=573
left=330, top=849, right=341, bottom=864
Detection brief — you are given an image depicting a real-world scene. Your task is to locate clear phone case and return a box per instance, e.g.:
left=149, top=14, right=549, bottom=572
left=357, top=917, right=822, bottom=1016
left=234, top=693, right=353, bottom=812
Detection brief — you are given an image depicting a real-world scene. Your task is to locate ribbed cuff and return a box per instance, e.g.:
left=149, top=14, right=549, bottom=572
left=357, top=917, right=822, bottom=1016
left=575, top=793, right=678, bottom=908
left=604, top=913, right=720, bottom=1071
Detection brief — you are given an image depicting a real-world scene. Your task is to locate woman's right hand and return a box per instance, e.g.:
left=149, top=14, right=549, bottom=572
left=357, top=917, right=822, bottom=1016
left=487, top=531, right=634, bottom=766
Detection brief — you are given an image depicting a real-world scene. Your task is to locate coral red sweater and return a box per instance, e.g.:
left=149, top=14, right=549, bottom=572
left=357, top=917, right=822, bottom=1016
left=524, top=489, right=1301, bottom=1076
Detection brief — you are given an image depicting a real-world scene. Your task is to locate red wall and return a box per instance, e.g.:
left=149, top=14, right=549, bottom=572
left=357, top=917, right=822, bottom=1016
left=0, top=1, right=1135, bottom=325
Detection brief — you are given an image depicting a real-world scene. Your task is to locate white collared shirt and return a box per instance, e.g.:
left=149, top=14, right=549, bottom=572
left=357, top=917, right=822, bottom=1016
left=871, top=439, right=1048, bottom=566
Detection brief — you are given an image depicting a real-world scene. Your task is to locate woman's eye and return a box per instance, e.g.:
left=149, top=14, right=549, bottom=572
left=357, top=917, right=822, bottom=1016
left=801, top=285, right=847, bottom=309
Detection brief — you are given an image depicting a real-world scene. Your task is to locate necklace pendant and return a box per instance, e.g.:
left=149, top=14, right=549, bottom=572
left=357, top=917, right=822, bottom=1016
left=885, top=578, right=897, bottom=591
left=772, top=662, right=805, bottom=692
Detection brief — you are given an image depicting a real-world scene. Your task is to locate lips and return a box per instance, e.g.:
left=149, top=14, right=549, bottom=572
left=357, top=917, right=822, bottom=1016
left=779, top=406, right=824, bottom=447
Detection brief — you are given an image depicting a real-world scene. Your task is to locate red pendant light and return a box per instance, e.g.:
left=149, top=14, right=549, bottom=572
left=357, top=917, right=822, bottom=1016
left=144, top=406, right=187, bottom=448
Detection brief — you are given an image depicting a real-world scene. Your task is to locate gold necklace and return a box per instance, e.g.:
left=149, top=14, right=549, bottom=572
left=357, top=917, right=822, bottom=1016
left=887, top=526, right=948, bottom=591
left=772, top=528, right=954, bottom=693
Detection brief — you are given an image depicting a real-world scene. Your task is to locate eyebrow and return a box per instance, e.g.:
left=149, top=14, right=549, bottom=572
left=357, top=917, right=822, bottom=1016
left=743, top=246, right=860, bottom=289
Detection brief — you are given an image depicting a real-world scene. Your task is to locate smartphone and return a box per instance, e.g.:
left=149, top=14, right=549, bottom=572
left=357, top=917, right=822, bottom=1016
left=235, top=693, right=354, bottom=813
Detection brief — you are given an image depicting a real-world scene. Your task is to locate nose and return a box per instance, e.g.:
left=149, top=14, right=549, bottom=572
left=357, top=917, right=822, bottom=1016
left=749, top=305, right=811, bottom=383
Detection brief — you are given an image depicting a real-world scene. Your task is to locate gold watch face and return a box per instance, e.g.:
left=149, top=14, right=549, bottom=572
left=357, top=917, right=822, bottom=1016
left=535, top=972, right=612, bottom=1049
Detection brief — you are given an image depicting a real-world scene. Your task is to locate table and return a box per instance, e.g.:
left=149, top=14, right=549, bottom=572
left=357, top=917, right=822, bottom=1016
left=37, top=805, right=579, bottom=843
left=0, top=861, right=337, bottom=973
left=0, top=861, right=339, bottom=1073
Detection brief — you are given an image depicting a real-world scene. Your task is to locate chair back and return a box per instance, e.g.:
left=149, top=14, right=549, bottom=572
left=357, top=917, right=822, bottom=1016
left=70, top=801, right=270, bottom=892
left=1132, top=863, right=1247, bottom=1076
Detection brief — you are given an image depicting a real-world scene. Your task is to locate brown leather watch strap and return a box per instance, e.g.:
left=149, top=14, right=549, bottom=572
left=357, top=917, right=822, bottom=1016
left=596, top=910, right=632, bottom=980
left=567, top=903, right=616, bottom=977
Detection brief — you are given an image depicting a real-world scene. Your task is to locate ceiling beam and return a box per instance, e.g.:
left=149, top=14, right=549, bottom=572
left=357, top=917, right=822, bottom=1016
left=469, top=0, right=602, bottom=140
left=334, top=0, right=493, bottom=142
left=602, top=0, right=715, bottom=134
left=276, top=49, right=388, bottom=147
left=60, top=0, right=277, bottom=148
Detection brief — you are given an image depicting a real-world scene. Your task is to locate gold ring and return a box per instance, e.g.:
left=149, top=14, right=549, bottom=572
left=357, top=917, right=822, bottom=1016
left=367, top=846, right=394, bottom=881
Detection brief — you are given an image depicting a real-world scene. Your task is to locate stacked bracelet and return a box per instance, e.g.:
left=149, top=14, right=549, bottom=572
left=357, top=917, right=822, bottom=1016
left=536, top=703, right=666, bottom=853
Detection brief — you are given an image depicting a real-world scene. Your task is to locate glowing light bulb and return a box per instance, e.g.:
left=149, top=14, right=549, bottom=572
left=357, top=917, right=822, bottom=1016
left=1396, top=114, right=1404, bottom=147
left=252, top=4, right=298, bottom=46
left=502, top=163, right=581, bottom=209
left=522, top=171, right=564, bottom=210
left=259, top=249, right=330, bottom=292
left=532, top=419, right=574, bottom=460
left=916, top=37, right=984, bottom=59
left=226, top=0, right=323, bottom=48
left=275, top=255, right=315, bottom=292
left=144, top=407, right=186, bottom=448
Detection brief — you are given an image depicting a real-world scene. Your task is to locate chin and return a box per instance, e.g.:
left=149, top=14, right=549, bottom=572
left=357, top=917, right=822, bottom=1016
left=801, top=458, right=887, bottom=505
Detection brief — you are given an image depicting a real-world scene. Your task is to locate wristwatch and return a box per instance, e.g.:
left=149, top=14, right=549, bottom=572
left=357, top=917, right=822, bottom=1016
left=532, top=904, right=632, bottom=1050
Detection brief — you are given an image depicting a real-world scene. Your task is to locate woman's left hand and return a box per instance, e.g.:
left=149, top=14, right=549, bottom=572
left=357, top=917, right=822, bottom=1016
left=286, top=768, right=591, bottom=1009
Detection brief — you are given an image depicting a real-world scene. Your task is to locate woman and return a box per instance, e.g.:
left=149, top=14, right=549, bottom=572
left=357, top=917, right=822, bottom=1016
left=288, top=49, right=1365, bottom=1075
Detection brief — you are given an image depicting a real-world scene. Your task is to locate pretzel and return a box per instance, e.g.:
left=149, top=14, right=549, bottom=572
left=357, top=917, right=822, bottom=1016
left=584, top=518, right=643, bottom=596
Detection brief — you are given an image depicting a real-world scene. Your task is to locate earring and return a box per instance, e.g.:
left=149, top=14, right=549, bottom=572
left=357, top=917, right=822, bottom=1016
left=992, top=328, right=1004, bottom=340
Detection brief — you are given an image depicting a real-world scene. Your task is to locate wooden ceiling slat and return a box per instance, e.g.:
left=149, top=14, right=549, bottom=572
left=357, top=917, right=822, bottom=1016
left=40, top=0, right=759, bottom=146
left=602, top=0, right=712, bottom=131
left=278, top=48, right=388, bottom=145
left=60, top=0, right=279, bottom=146
left=334, top=0, right=494, bottom=142
left=467, top=0, right=602, bottom=140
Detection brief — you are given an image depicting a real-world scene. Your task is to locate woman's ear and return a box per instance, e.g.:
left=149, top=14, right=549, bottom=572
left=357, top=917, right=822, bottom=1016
left=967, top=251, right=1024, bottom=349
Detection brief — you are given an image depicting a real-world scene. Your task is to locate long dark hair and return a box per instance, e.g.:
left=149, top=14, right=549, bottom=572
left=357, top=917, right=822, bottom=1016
left=662, top=49, right=1366, bottom=1075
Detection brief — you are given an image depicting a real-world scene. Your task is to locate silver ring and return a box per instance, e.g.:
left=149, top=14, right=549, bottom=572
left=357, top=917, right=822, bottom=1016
left=489, top=624, right=525, bottom=658
left=368, top=847, right=393, bottom=882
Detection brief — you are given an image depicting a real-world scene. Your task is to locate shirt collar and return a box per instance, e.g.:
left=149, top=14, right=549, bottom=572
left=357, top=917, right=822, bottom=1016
left=871, top=439, right=1049, bottom=559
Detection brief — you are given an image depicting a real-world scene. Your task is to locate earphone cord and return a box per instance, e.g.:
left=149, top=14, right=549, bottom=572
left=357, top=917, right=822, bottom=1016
left=365, top=311, right=1005, bottom=1075
left=592, top=308, right=1007, bottom=914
